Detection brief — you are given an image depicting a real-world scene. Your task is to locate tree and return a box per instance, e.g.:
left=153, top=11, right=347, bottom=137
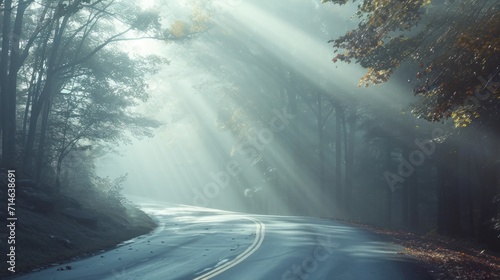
left=0, top=0, right=208, bottom=192
left=20, top=0, right=165, bottom=177
left=0, top=0, right=34, bottom=168
left=323, top=0, right=499, bottom=126
left=323, top=0, right=500, bottom=245
left=46, top=49, right=162, bottom=190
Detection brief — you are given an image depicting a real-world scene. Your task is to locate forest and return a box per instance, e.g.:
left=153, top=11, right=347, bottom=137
left=0, top=0, right=499, bottom=263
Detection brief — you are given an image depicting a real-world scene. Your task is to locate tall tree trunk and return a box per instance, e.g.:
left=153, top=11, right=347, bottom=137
left=342, top=109, right=349, bottom=213
left=335, top=104, right=342, bottom=210
left=0, top=0, right=31, bottom=168
left=385, top=140, right=393, bottom=227
left=401, top=147, right=419, bottom=231
left=317, top=92, right=325, bottom=191
left=3, top=0, right=30, bottom=167
left=285, top=88, right=299, bottom=215
left=402, top=177, right=409, bottom=228
left=22, top=44, right=44, bottom=142
left=344, top=112, right=356, bottom=216
left=35, top=99, right=52, bottom=180
left=24, top=78, right=52, bottom=170
left=55, top=144, right=66, bottom=191
left=408, top=171, right=419, bottom=231
left=25, top=12, right=69, bottom=171
left=0, top=0, right=12, bottom=168
left=478, top=134, right=500, bottom=249
left=386, top=188, right=393, bottom=227
left=437, top=143, right=462, bottom=236
left=459, top=140, right=474, bottom=236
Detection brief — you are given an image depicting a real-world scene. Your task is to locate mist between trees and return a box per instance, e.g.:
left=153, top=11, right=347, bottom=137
left=176, top=0, right=500, bottom=250
left=193, top=105, right=295, bottom=207
left=1, top=0, right=499, bottom=252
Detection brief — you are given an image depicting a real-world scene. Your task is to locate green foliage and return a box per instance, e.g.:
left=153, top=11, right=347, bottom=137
left=92, top=174, right=129, bottom=210
left=60, top=149, right=129, bottom=211
left=0, top=0, right=201, bottom=185
left=132, top=10, right=162, bottom=32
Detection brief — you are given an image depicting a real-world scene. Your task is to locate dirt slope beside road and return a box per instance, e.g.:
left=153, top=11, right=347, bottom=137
left=0, top=177, right=156, bottom=279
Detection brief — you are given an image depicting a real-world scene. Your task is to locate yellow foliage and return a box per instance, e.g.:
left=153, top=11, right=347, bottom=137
left=170, top=4, right=211, bottom=38
left=451, top=109, right=473, bottom=128
left=170, top=20, right=186, bottom=37
left=190, top=7, right=210, bottom=33
left=358, top=67, right=391, bottom=87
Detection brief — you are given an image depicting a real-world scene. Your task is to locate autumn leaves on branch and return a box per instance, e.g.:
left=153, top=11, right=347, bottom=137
left=323, top=0, right=499, bottom=127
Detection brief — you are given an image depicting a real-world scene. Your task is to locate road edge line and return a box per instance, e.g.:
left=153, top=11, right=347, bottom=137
left=193, top=217, right=265, bottom=280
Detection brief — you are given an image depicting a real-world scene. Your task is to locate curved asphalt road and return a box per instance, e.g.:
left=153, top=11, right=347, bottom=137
left=12, top=199, right=432, bottom=280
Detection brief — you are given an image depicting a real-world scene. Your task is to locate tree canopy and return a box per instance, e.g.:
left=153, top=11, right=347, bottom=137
left=323, top=0, right=499, bottom=127
left=0, top=0, right=205, bottom=187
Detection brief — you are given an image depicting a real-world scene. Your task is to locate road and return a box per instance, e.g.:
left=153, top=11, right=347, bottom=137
left=13, top=199, right=433, bottom=279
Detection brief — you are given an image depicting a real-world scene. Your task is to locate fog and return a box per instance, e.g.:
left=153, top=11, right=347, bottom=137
left=96, top=0, right=478, bottom=221
left=3, top=1, right=499, bottom=278
left=98, top=1, right=434, bottom=215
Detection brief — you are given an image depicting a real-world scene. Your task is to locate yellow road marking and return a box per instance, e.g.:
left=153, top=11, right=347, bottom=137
left=193, top=217, right=265, bottom=280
